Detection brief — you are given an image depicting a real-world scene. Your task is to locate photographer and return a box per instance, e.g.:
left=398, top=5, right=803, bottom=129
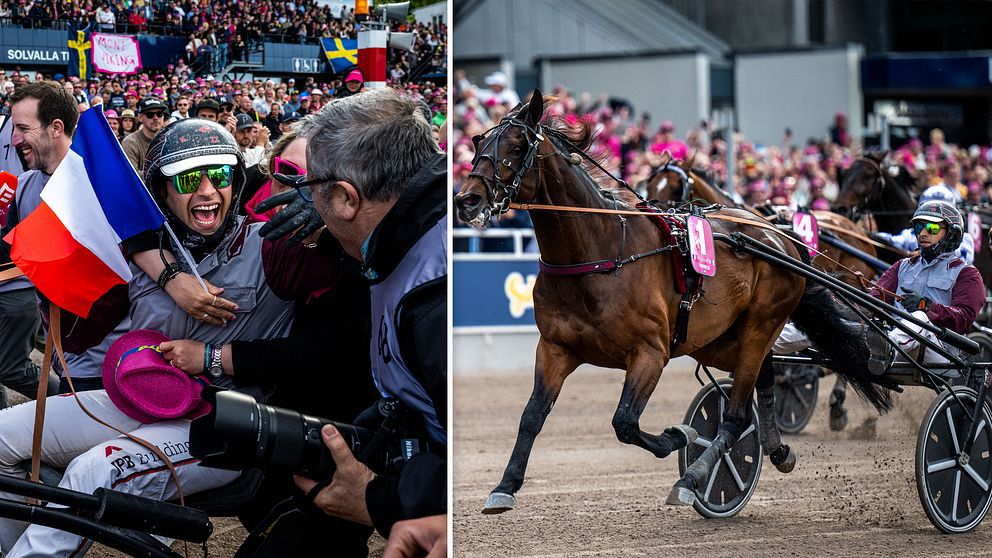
left=261, top=88, right=446, bottom=538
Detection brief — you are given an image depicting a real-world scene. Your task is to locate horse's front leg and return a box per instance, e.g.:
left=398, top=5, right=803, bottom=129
left=483, top=340, right=579, bottom=514
left=667, top=374, right=753, bottom=505
left=612, top=351, right=697, bottom=459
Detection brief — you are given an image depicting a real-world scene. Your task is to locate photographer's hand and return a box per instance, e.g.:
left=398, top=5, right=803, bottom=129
left=294, top=425, right=374, bottom=526
left=383, top=515, right=447, bottom=558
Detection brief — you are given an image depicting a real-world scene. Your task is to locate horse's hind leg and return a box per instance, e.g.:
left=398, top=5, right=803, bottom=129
left=483, top=340, right=579, bottom=514
left=829, top=376, right=849, bottom=431
left=669, top=331, right=791, bottom=505
left=612, top=352, right=696, bottom=458
left=755, top=353, right=796, bottom=473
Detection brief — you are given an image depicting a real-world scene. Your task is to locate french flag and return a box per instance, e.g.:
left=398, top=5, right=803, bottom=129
left=3, top=109, right=165, bottom=318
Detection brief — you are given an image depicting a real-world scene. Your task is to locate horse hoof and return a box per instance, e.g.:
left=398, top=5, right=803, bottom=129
left=666, top=485, right=695, bottom=506
left=771, top=444, right=797, bottom=474
left=666, top=424, right=699, bottom=447
left=482, top=492, right=516, bottom=514
left=829, top=408, right=848, bottom=432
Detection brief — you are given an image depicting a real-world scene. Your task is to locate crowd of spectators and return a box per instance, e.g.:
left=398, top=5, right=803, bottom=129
left=0, top=67, right=447, bottom=159
left=452, top=69, right=992, bottom=249
left=0, top=1, right=446, bottom=84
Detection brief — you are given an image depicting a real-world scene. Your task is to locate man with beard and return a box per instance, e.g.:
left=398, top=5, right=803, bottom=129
left=0, top=81, right=73, bottom=407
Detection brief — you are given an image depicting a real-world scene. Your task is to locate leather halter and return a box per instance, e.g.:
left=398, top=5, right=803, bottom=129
left=468, top=116, right=545, bottom=215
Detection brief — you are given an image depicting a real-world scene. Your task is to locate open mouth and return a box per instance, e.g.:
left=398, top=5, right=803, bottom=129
left=191, top=203, right=220, bottom=227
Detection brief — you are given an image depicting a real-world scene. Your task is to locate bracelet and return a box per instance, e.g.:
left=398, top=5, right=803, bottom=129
left=203, top=343, right=213, bottom=375
left=157, top=262, right=183, bottom=289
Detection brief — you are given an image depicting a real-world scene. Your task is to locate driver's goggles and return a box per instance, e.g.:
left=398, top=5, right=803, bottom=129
left=171, top=165, right=233, bottom=194
left=913, top=222, right=943, bottom=236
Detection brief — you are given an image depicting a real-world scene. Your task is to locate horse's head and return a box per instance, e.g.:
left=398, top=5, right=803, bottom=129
left=455, top=89, right=548, bottom=229
left=832, top=152, right=887, bottom=218
left=641, top=153, right=697, bottom=207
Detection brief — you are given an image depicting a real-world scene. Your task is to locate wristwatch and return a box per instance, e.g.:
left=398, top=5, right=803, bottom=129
left=209, top=345, right=224, bottom=378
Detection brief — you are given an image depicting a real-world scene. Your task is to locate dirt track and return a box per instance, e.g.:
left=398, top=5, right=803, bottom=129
left=453, top=359, right=992, bottom=557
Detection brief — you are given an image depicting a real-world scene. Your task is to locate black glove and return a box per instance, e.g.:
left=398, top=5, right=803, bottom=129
left=256, top=187, right=323, bottom=244
left=899, top=289, right=930, bottom=312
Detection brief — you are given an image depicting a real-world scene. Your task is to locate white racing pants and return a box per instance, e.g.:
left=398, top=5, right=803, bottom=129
left=0, top=390, right=239, bottom=557
left=772, top=311, right=951, bottom=365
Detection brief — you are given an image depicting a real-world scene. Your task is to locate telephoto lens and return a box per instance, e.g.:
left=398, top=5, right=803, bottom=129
left=189, top=389, right=376, bottom=480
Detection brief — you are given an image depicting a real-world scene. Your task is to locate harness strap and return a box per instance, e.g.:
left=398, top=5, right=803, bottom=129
left=539, top=245, right=674, bottom=276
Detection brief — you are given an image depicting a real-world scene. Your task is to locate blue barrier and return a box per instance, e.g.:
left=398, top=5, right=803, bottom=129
left=453, top=257, right=539, bottom=329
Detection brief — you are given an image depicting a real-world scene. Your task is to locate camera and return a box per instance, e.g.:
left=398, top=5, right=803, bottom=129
left=189, top=389, right=415, bottom=480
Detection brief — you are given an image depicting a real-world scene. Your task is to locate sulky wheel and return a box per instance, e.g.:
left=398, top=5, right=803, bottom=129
left=916, top=386, right=992, bottom=534
left=678, top=378, right=762, bottom=518
left=772, top=361, right=820, bottom=434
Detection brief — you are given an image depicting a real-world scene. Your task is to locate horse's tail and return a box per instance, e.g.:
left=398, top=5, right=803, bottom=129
left=791, top=281, right=896, bottom=413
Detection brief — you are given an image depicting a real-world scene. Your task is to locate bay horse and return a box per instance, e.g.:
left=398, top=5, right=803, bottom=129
left=641, top=161, right=885, bottom=430
left=454, top=90, right=894, bottom=513
left=641, top=161, right=880, bottom=288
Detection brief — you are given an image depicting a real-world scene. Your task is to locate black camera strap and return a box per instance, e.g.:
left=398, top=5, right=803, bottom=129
left=356, top=398, right=414, bottom=472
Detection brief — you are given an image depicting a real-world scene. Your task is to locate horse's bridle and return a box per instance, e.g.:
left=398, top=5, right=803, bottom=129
left=469, top=116, right=546, bottom=215
left=646, top=162, right=694, bottom=205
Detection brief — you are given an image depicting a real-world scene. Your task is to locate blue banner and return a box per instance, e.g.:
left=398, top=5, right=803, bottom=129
left=453, top=258, right=539, bottom=328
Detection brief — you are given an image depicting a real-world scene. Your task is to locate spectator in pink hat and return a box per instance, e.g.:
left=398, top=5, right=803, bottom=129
left=650, top=120, right=688, bottom=161
left=336, top=68, right=364, bottom=99
left=104, top=109, right=121, bottom=139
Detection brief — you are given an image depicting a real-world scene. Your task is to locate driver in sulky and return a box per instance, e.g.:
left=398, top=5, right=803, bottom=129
left=870, top=200, right=984, bottom=369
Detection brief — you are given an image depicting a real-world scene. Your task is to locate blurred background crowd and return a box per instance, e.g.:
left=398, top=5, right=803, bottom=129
left=452, top=69, right=992, bottom=248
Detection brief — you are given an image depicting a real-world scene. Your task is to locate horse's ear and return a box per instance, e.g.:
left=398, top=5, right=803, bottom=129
left=526, top=89, right=544, bottom=125
left=659, top=150, right=672, bottom=167
left=686, top=150, right=697, bottom=169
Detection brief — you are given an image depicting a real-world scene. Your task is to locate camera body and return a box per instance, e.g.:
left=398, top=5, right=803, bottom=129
left=190, top=389, right=423, bottom=480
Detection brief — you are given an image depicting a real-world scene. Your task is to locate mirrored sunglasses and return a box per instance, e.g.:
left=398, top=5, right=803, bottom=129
left=171, top=165, right=234, bottom=194
left=913, top=222, right=943, bottom=236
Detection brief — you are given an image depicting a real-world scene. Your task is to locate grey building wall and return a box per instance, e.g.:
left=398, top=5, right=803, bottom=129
left=539, top=52, right=710, bottom=135
left=735, top=44, right=863, bottom=146
left=453, top=0, right=728, bottom=71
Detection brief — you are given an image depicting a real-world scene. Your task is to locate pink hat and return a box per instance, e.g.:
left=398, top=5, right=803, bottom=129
left=345, top=69, right=363, bottom=83
left=104, top=110, right=119, bottom=119
left=811, top=197, right=831, bottom=211
left=103, top=330, right=212, bottom=424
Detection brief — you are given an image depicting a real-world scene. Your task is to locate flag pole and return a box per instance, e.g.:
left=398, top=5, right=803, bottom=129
left=161, top=221, right=210, bottom=293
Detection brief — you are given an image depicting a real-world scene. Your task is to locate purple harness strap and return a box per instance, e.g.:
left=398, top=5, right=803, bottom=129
left=536, top=204, right=689, bottom=294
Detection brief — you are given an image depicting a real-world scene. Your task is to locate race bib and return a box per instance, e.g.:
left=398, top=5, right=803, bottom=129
left=792, top=211, right=818, bottom=257
left=687, top=215, right=716, bottom=277
left=968, top=212, right=982, bottom=253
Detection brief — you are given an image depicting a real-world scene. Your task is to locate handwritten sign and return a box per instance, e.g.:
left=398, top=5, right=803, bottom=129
left=91, top=33, right=142, bottom=75
left=687, top=215, right=716, bottom=277
left=792, top=211, right=818, bottom=257
left=968, top=212, right=982, bottom=253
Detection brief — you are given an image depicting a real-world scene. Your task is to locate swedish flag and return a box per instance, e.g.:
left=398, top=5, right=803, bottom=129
left=67, top=22, right=92, bottom=80
left=321, top=38, right=358, bottom=74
